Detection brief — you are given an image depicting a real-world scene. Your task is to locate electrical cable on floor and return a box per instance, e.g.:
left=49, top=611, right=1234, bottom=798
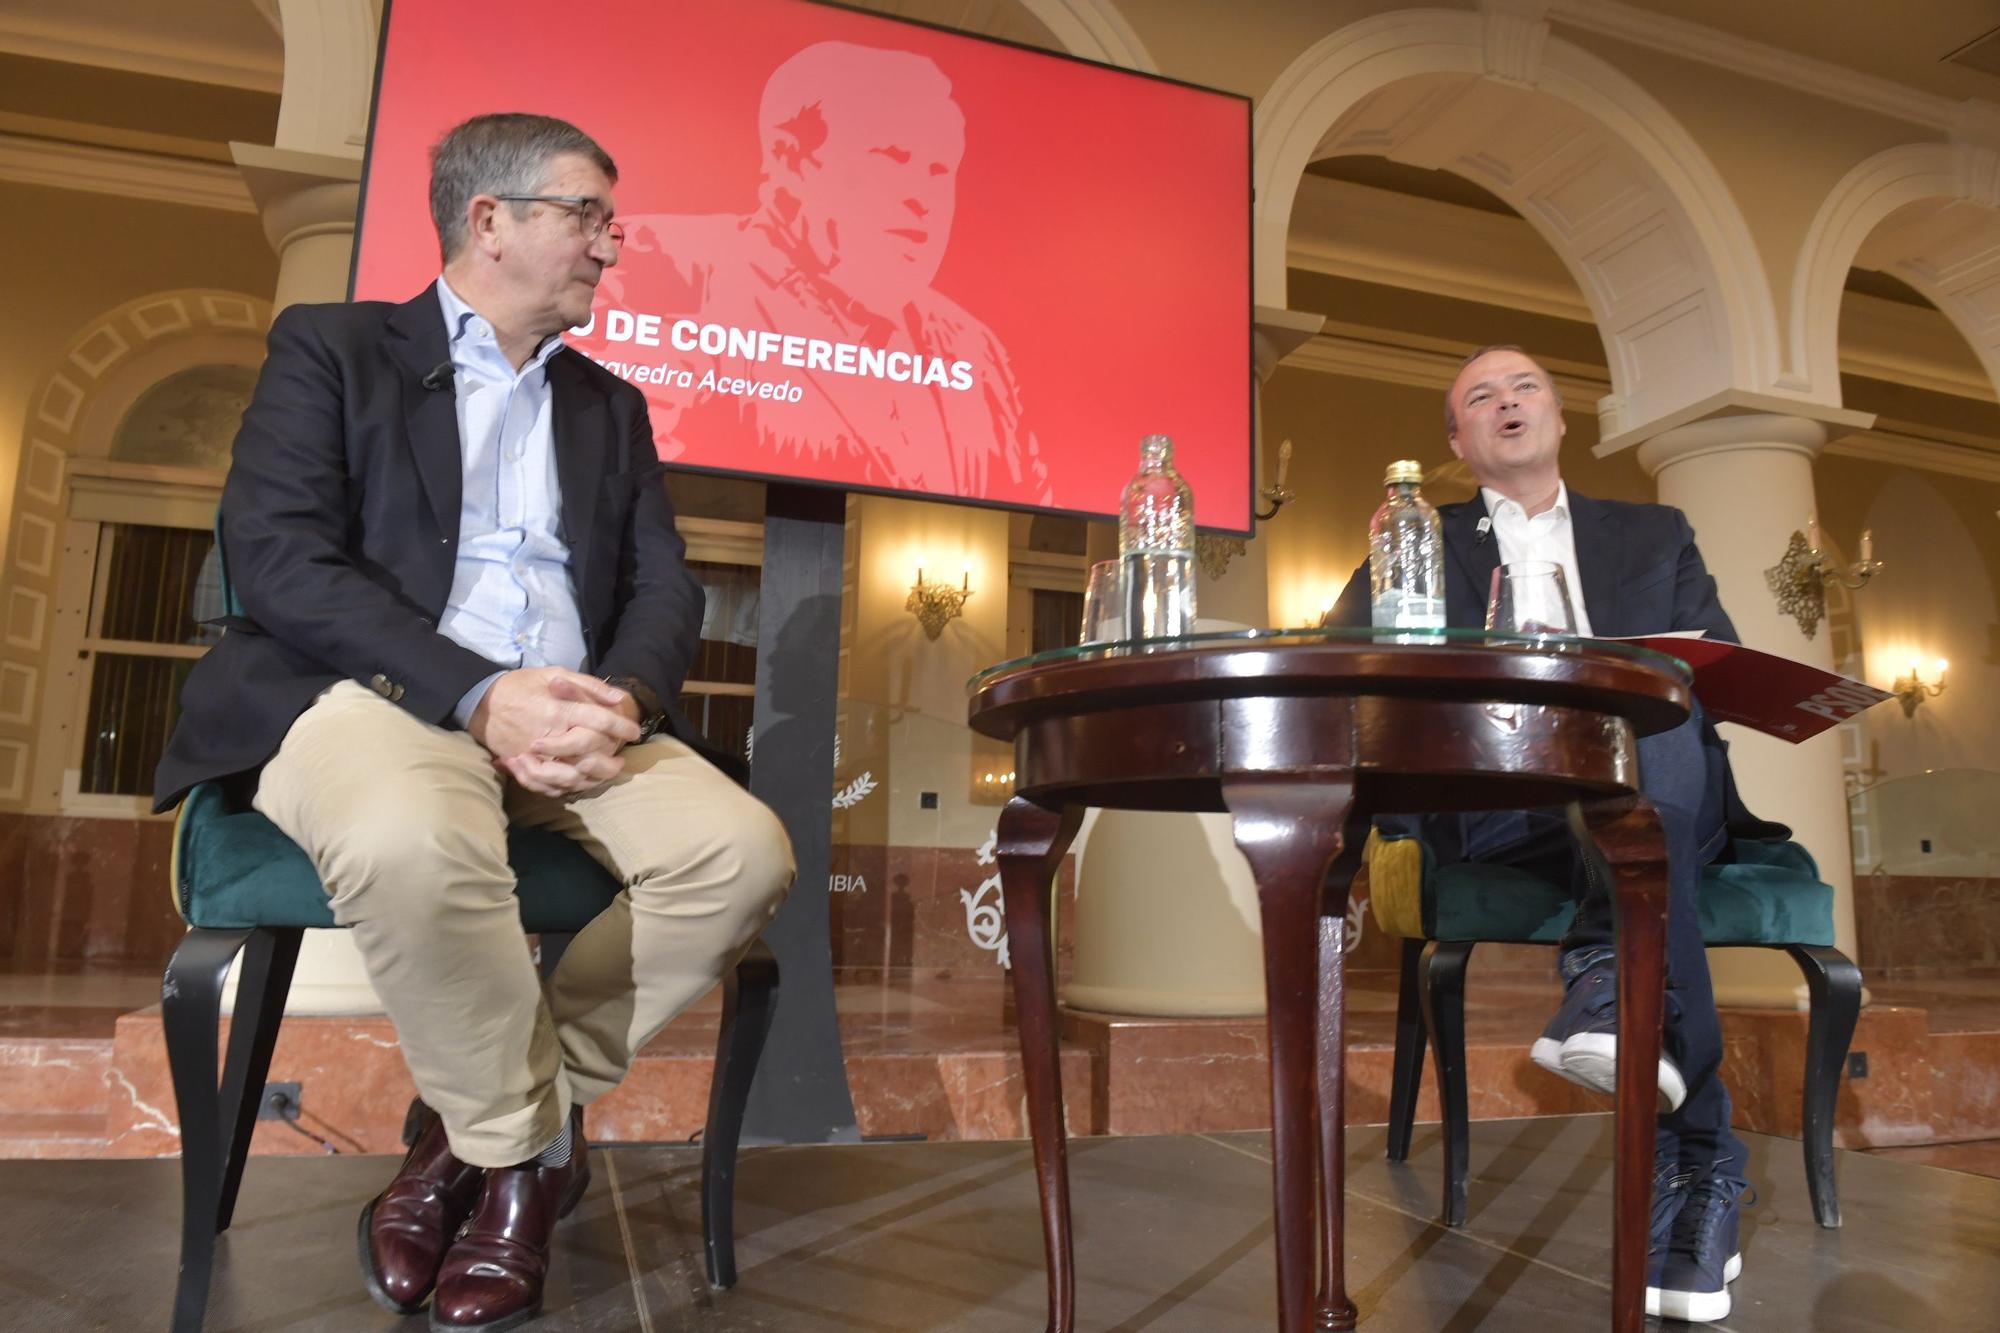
left=276, top=1114, right=339, bottom=1154
left=298, top=1107, right=365, bottom=1154
left=263, top=1087, right=343, bottom=1154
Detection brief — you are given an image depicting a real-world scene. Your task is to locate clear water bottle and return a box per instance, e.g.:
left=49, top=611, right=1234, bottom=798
left=1369, top=459, right=1445, bottom=636
left=1117, top=433, right=1197, bottom=638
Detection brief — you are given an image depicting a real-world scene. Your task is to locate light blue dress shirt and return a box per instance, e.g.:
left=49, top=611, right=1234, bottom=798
left=435, top=277, right=589, bottom=726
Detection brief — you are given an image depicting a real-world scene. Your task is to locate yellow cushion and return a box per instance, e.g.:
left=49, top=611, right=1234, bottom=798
left=1365, top=830, right=1427, bottom=939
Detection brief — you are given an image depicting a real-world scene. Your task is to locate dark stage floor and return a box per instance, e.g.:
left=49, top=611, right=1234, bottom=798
left=4, top=1116, right=1996, bottom=1330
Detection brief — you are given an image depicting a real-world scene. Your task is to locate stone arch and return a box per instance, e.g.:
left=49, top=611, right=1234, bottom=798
left=1015, top=0, right=1156, bottom=71
left=0, top=289, right=269, bottom=808
left=1253, top=6, right=1782, bottom=441
left=271, top=0, right=379, bottom=155
left=1791, top=140, right=2000, bottom=404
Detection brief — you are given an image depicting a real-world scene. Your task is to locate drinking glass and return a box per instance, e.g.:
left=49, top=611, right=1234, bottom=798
left=1080, top=559, right=1125, bottom=644
left=1486, top=561, right=1577, bottom=636
left=1120, top=551, right=1197, bottom=640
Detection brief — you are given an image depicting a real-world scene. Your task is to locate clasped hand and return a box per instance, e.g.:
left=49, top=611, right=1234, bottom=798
left=468, top=667, right=642, bottom=797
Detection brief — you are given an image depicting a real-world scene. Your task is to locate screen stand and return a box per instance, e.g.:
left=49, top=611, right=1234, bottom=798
left=743, top=482, right=862, bottom=1143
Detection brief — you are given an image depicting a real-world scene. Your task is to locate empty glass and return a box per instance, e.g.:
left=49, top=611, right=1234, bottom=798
left=1080, top=559, right=1125, bottom=644
left=1486, top=561, right=1577, bottom=636
left=1120, top=551, right=1197, bottom=640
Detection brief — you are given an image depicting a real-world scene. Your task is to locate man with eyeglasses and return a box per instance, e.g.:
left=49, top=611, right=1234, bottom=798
left=155, top=113, right=795, bottom=1331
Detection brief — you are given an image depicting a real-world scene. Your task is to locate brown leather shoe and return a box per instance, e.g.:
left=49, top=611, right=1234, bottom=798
left=359, top=1099, right=485, bottom=1315
left=429, top=1110, right=590, bottom=1332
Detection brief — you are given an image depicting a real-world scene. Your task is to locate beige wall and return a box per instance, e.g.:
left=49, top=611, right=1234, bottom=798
left=1818, top=452, right=2000, bottom=781
left=0, top=180, right=276, bottom=567
left=837, top=494, right=1013, bottom=851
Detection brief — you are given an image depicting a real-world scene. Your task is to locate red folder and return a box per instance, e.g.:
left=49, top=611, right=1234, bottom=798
left=1611, top=634, right=1891, bottom=743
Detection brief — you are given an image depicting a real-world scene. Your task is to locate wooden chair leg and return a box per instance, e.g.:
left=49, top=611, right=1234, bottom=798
left=1785, top=944, right=1861, bottom=1229
left=702, top=939, right=780, bottom=1289
left=1418, top=940, right=1475, bottom=1227
left=213, top=928, right=301, bottom=1234
left=163, top=927, right=254, bottom=1333
left=1385, top=937, right=1428, bottom=1163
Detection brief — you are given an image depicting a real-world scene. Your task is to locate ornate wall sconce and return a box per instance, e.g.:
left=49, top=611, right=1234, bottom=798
left=1195, top=437, right=1296, bottom=578
left=1763, top=518, right=1881, bottom=638
left=971, top=766, right=1017, bottom=804
left=1255, top=437, right=1297, bottom=521
left=907, top=565, right=972, bottom=640
left=1891, top=658, right=1947, bottom=717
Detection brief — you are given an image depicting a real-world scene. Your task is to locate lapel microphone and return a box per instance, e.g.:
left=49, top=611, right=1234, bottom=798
left=1474, top=516, right=1493, bottom=545
left=420, top=361, right=455, bottom=392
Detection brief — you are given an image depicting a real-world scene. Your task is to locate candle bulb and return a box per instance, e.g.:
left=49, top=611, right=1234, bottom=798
left=1807, top=515, right=1821, bottom=552
left=1861, top=529, right=1873, bottom=564
left=1276, top=438, right=1292, bottom=488
left=961, top=569, right=968, bottom=591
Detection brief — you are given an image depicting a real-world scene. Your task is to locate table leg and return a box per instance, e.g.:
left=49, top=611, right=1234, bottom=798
left=1573, top=798, right=1668, bottom=1333
left=1225, top=777, right=1358, bottom=1333
left=996, top=795, right=1086, bottom=1333
left=1315, top=819, right=1368, bottom=1332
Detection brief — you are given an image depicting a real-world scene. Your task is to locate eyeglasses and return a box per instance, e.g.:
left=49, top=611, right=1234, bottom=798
left=493, top=194, right=625, bottom=246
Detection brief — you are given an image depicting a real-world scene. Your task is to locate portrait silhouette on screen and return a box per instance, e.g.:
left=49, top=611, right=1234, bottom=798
left=598, top=41, right=1051, bottom=505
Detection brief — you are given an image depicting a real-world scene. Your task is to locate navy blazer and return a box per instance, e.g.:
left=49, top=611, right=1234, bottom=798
left=1327, top=487, right=1784, bottom=842
left=154, top=287, right=706, bottom=810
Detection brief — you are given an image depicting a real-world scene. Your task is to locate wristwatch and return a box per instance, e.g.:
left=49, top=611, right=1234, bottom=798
left=601, top=674, right=667, bottom=742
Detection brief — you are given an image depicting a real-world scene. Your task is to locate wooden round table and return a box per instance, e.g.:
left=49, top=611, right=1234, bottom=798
left=967, top=628, right=1693, bottom=1332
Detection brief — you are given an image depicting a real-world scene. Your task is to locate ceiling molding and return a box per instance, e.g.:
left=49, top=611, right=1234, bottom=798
left=1287, top=177, right=1998, bottom=405
left=0, top=15, right=282, bottom=92
left=1283, top=324, right=2000, bottom=482
left=1840, top=291, right=1999, bottom=403
left=1284, top=325, right=1613, bottom=408
left=1547, top=0, right=1964, bottom=132
left=1289, top=175, right=1593, bottom=321
left=0, top=133, right=254, bottom=213
left=1825, top=427, right=2000, bottom=483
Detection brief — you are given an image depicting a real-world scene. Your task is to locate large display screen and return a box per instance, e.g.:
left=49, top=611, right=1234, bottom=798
left=354, top=0, right=1252, bottom=531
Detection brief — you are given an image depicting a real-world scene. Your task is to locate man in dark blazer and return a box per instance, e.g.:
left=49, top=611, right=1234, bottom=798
left=1328, top=345, right=1774, bottom=1323
left=155, top=114, right=794, bottom=1331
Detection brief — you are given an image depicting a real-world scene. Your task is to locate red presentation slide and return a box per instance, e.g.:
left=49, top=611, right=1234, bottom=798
left=353, top=0, right=1253, bottom=531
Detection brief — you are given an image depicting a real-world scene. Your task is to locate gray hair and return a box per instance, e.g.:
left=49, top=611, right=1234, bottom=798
left=1444, top=343, right=1563, bottom=435
left=428, top=113, right=617, bottom=262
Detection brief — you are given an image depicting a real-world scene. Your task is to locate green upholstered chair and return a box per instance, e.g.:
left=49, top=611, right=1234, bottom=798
left=163, top=532, right=778, bottom=1332
left=1364, top=826, right=1860, bottom=1231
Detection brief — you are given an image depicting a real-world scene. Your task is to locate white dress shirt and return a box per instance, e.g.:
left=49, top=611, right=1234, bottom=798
left=435, top=277, right=588, bottom=724
left=1479, top=482, right=1594, bottom=636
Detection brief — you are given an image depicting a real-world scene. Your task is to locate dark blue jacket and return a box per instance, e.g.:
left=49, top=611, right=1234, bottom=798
left=154, top=286, right=704, bottom=810
left=1328, top=487, right=1784, bottom=843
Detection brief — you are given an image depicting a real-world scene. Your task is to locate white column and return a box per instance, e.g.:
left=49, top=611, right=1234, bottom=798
left=224, top=137, right=373, bottom=1016
left=232, top=146, right=363, bottom=314
left=1636, top=414, right=1858, bottom=1008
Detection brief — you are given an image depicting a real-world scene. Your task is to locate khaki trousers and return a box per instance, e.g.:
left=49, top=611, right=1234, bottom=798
left=253, top=680, right=794, bottom=1167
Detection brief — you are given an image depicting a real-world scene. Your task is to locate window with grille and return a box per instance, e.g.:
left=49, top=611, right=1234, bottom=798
left=1030, top=588, right=1083, bottom=655
left=75, top=524, right=219, bottom=796
left=684, top=558, right=760, bottom=762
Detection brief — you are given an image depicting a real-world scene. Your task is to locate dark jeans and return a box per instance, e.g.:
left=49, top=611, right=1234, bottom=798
left=1418, top=701, right=1744, bottom=1172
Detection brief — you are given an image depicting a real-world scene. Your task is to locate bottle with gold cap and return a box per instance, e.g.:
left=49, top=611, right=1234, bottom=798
left=1368, top=459, right=1445, bottom=635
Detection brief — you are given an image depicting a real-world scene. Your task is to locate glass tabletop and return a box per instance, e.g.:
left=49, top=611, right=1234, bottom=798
left=967, top=625, right=1694, bottom=692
